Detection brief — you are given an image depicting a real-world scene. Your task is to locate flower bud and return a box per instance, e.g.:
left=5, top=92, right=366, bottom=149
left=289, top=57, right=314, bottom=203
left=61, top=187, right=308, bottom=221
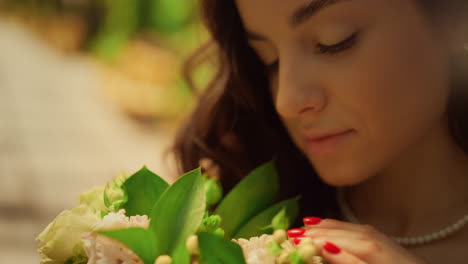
left=154, top=255, right=172, bottom=264
left=213, top=227, right=225, bottom=237
left=273, top=229, right=287, bottom=244
left=298, top=244, right=317, bottom=262
left=186, top=235, right=199, bottom=255
left=203, top=176, right=223, bottom=207
left=271, top=208, right=290, bottom=230
left=199, top=215, right=224, bottom=236
left=298, top=237, right=315, bottom=247
left=276, top=251, right=290, bottom=264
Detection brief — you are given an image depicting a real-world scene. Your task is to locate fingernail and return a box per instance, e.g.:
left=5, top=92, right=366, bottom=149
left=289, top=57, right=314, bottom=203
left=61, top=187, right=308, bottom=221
left=287, top=228, right=306, bottom=238
left=324, top=241, right=341, bottom=254
left=293, top=235, right=306, bottom=245
left=303, top=217, right=322, bottom=225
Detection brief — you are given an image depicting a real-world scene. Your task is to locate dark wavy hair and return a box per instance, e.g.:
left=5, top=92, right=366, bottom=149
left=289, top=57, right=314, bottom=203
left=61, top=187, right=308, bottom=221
left=172, top=0, right=468, bottom=222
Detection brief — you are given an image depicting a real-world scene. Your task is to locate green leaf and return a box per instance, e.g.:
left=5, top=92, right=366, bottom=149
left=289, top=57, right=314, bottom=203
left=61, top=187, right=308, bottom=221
left=171, top=242, right=191, bottom=264
left=98, top=228, right=157, bottom=264
left=149, top=168, right=206, bottom=256
left=198, top=232, right=246, bottom=264
left=215, top=161, right=279, bottom=238
left=103, top=186, right=111, bottom=208
left=233, top=197, right=299, bottom=239
left=122, top=166, right=169, bottom=216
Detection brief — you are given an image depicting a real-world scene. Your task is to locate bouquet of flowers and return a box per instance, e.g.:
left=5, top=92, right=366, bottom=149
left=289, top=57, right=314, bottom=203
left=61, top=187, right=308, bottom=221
left=37, top=161, right=327, bottom=264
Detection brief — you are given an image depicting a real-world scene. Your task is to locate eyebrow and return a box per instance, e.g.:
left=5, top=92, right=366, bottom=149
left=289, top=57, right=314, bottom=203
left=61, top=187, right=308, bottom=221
left=246, top=0, right=347, bottom=41
left=291, top=0, right=345, bottom=27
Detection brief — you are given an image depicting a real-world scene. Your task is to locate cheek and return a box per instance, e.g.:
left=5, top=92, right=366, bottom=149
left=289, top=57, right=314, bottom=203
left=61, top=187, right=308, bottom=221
left=325, top=26, right=450, bottom=185
left=356, top=20, right=449, bottom=146
left=269, top=74, right=279, bottom=101
left=307, top=23, right=450, bottom=186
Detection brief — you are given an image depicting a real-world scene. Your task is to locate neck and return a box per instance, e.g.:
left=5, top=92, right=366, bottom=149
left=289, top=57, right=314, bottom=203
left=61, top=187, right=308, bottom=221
left=346, top=119, right=468, bottom=237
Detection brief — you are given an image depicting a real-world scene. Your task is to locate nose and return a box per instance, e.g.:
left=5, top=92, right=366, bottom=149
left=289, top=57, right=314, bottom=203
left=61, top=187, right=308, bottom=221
left=274, top=55, right=327, bottom=119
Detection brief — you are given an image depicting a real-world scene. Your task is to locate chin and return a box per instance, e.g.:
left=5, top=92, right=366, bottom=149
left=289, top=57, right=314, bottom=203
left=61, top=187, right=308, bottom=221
left=313, top=164, right=369, bottom=187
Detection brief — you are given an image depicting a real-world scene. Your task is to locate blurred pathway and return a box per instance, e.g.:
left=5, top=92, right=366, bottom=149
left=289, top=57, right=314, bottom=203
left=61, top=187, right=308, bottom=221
left=0, top=20, right=178, bottom=262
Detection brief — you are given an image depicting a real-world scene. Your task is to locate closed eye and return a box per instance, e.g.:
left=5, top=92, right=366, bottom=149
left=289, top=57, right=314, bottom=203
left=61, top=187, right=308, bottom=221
left=265, top=31, right=359, bottom=73
left=266, top=60, right=279, bottom=73
left=317, top=31, right=359, bottom=54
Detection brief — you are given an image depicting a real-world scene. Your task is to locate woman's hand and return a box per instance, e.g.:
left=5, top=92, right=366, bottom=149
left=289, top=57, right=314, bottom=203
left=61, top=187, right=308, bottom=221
left=292, top=217, right=429, bottom=264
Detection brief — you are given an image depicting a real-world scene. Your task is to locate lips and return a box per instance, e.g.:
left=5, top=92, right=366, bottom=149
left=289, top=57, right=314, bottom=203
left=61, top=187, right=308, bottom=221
left=303, top=130, right=353, bottom=142
left=304, top=130, right=355, bottom=156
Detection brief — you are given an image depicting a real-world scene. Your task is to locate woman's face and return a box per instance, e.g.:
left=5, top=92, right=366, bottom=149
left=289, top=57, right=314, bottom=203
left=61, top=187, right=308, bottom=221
left=236, top=0, right=452, bottom=186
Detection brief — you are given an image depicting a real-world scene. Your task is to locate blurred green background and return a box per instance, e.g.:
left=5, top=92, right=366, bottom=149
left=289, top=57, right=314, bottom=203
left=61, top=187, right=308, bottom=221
left=0, top=1, right=214, bottom=262
left=2, top=0, right=214, bottom=119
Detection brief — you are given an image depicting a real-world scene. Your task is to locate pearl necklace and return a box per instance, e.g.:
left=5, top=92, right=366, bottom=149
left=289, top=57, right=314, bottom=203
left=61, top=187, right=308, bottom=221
left=336, top=187, right=468, bottom=247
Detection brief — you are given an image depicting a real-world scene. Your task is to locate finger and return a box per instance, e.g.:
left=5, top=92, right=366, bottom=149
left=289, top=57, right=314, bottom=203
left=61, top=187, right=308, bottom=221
left=312, top=236, right=384, bottom=262
left=304, top=217, right=369, bottom=232
left=304, top=228, right=366, bottom=240
left=289, top=227, right=378, bottom=247
left=303, top=218, right=389, bottom=241
left=317, top=240, right=367, bottom=264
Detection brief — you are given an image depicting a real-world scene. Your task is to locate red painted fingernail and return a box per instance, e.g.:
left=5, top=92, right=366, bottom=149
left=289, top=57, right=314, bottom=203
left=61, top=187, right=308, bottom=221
left=324, top=241, right=341, bottom=254
left=303, top=217, right=322, bottom=225
left=287, top=228, right=306, bottom=238
left=293, top=236, right=306, bottom=245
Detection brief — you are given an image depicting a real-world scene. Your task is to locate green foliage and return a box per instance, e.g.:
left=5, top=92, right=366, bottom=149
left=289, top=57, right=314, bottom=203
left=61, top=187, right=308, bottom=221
left=198, top=232, right=246, bottom=264
left=122, top=166, right=169, bottom=216
left=149, top=168, right=206, bottom=257
left=215, top=161, right=280, bottom=238
left=234, top=198, right=299, bottom=239
left=97, top=161, right=300, bottom=264
left=100, top=168, right=205, bottom=264
left=171, top=242, right=191, bottom=264
left=98, top=228, right=157, bottom=264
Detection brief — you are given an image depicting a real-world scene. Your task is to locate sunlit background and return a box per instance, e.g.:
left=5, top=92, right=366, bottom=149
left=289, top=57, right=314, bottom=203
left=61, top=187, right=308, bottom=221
left=0, top=0, right=213, bottom=261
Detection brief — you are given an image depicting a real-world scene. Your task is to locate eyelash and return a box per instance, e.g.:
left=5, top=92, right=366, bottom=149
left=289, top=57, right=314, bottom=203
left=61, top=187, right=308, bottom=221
left=317, top=32, right=358, bottom=54
left=266, top=31, right=359, bottom=73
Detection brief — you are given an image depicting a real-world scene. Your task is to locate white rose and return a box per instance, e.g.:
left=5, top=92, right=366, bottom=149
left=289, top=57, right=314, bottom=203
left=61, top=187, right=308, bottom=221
left=37, top=205, right=100, bottom=264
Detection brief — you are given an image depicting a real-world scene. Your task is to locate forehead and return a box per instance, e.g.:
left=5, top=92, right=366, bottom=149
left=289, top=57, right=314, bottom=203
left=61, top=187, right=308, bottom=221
left=235, top=0, right=311, bottom=29
left=235, top=0, right=416, bottom=35
left=235, top=0, right=366, bottom=38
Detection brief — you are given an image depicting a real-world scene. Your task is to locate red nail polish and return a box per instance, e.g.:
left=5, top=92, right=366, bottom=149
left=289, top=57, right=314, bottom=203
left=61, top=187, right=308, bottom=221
left=303, top=217, right=322, bottom=225
left=293, top=236, right=306, bottom=245
left=287, top=228, right=306, bottom=238
left=324, top=241, right=341, bottom=254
